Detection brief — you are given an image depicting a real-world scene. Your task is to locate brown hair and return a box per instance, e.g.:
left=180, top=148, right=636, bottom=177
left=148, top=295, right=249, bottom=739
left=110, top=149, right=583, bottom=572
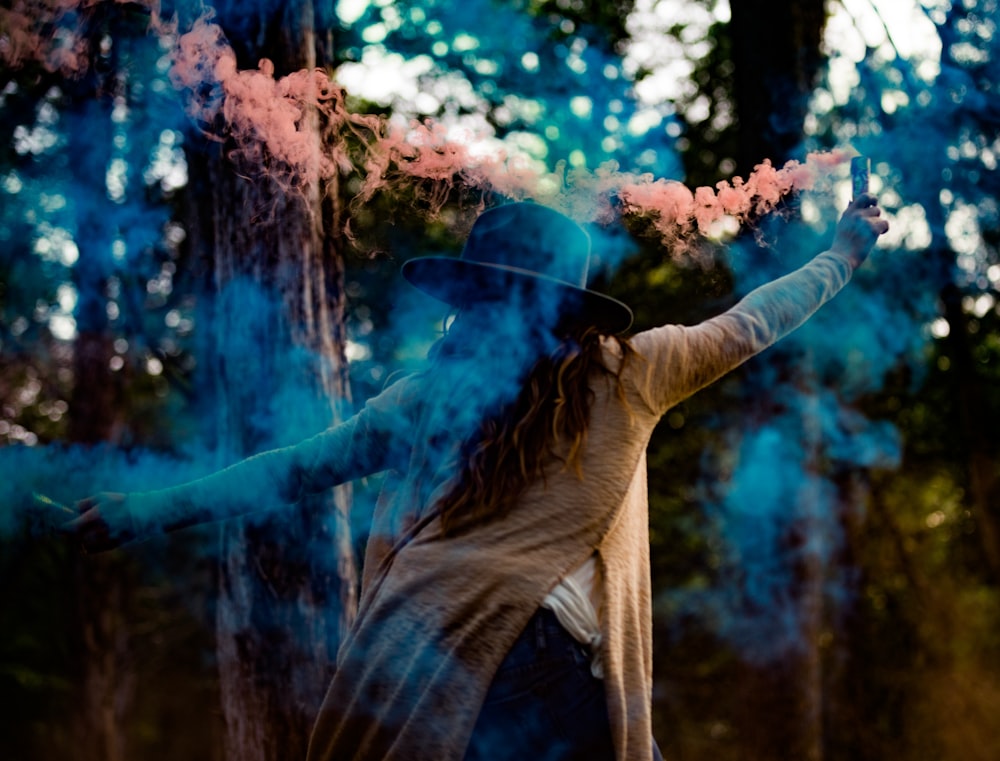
left=431, top=321, right=633, bottom=535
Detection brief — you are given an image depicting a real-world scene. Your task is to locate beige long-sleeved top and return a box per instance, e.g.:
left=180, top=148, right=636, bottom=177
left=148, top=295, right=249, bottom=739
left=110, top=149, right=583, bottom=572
left=135, top=249, right=856, bottom=761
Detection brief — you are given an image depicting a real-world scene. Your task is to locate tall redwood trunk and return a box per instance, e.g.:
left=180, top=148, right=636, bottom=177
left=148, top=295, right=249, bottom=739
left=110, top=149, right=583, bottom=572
left=182, top=3, right=357, bottom=758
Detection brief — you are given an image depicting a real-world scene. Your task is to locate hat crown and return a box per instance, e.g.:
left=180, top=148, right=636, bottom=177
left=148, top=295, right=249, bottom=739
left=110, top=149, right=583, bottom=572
left=461, top=203, right=591, bottom=287
left=400, top=202, right=633, bottom=334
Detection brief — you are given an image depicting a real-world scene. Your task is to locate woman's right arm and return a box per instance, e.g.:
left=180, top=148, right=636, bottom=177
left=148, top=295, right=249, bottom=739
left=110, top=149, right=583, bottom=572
left=66, top=381, right=412, bottom=553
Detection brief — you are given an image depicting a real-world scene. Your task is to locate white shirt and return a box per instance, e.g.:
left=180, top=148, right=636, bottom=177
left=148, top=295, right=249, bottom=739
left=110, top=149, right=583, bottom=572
left=542, top=554, right=604, bottom=678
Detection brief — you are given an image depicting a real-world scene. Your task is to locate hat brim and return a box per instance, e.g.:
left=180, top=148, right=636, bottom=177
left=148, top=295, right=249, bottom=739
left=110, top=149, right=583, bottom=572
left=402, top=257, right=633, bottom=335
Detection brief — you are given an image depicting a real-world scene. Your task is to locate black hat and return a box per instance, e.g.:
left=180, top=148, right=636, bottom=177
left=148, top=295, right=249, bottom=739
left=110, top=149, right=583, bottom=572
left=401, top=202, right=633, bottom=334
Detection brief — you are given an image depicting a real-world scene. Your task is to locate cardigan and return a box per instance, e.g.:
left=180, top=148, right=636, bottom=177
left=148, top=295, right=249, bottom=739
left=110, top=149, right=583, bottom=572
left=132, top=249, right=856, bottom=761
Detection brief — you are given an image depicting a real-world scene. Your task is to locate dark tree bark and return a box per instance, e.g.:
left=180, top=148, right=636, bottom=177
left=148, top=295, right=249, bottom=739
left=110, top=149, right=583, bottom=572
left=723, top=4, right=832, bottom=759
left=934, top=253, right=1000, bottom=581
left=181, top=2, right=357, bottom=759
left=204, top=159, right=355, bottom=761
left=928, top=7, right=1000, bottom=585
left=64, top=86, right=135, bottom=761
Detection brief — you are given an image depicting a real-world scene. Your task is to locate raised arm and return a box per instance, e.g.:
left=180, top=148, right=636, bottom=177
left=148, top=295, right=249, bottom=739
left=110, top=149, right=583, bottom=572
left=629, top=194, right=889, bottom=415
left=66, top=379, right=414, bottom=553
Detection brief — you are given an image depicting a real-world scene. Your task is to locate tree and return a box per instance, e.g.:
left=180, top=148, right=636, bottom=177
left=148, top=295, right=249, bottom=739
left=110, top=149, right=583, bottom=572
left=171, top=1, right=357, bottom=758
left=634, top=2, right=1000, bottom=759
left=809, top=2, right=1000, bottom=757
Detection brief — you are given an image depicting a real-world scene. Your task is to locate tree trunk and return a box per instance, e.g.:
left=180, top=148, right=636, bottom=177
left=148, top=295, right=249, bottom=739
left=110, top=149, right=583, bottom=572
left=184, top=3, right=357, bottom=758
left=730, top=389, right=825, bottom=761
left=207, top=160, right=355, bottom=761
left=724, top=5, right=831, bottom=758
left=65, top=97, right=135, bottom=761
left=924, top=8, right=1000, bottom=583
left=936, top=268, right=1000, bottom=581
left=72, top=554, right=136, bottom=761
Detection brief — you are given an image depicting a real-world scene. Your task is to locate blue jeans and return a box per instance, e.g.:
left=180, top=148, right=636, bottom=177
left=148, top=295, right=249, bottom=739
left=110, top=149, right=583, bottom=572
left=464, top=608, right=663, bottom=761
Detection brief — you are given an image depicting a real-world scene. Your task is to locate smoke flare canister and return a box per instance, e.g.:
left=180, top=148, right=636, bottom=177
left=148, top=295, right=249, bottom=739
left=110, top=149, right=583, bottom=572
left=851, top=156, right=870, bottom=200
left=33, top=492, right=75, bottom=521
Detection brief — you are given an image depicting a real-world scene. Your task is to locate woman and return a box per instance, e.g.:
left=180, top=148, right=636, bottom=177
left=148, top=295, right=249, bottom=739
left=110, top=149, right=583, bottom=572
left=68, top=197, right=888, bottom=761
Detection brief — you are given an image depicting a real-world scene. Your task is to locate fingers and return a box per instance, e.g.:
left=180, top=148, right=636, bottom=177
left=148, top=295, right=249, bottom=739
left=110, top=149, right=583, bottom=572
left=850, top=192, right=878, bottom=209
left=74, top=495, right=98, bottom=515
left=859, top=206, right=888, bottom=235
left=831, top=192, right=890, bottom=266
left=846, top=193, right=889, bottom=235
left=59, top=508, right=101, bottom=550
left=61, top=495, right=102, bottom=532
left=59, top=492, right=130, bottom=554
left=848, top=193, right=882, bottom=214
left=69, top=513, right=117, bottom=554
left=61, top=507, right=99, bottom=533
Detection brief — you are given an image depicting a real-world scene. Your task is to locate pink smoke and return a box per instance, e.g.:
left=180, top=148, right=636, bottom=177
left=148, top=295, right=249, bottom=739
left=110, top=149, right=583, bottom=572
left=0, top=0, right=161, bottom=76
left=358, top=120, right=547, bottom=204
left=166, top=16, right=851, bottom=237
left=5, top=3, right=852, bottom=250
left=169, top=17, right=385, bottom=188
left=1, top=1, right=89, bottom=75
left=614, top=151, right=851, bottom=240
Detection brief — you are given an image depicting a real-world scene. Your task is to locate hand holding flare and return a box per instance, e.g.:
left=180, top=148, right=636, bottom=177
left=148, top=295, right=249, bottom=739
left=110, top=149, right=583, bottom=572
left=59, top=492, right=136, bottom=554
left=831, top=193, right=889, bottom=269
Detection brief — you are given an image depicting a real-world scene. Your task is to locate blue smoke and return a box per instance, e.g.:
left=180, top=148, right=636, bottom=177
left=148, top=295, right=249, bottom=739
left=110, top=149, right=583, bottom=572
left=0, top=440, right=217, bottom=537
left=683, top=378, right=902, bottom=664
left=662, top=207, right=930, bottom=662
left=665, top=2, right=1000, bottom=662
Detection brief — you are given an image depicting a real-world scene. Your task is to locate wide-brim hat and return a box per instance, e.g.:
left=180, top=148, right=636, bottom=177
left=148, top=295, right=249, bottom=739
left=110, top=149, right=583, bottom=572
left=401, top=202, right=633, bottom=334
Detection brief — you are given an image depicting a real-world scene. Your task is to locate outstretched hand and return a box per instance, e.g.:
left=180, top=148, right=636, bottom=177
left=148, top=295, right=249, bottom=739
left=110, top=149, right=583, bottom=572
left=62, top=492, right=136, bottom=554
left=831, top=193, right=890, bottom=268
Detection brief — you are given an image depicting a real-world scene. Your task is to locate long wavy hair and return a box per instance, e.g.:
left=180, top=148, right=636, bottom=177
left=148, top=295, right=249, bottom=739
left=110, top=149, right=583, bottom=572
left=426, top=315, right=634, bottom=535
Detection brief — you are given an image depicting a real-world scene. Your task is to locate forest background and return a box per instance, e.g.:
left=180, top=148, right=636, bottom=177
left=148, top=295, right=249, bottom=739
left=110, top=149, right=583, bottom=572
left=1, top=0, right=999, bottom=760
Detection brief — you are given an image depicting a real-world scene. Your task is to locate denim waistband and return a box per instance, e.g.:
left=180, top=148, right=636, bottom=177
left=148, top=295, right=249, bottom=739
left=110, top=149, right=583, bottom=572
left=508, top=607, right=589, bottom=661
